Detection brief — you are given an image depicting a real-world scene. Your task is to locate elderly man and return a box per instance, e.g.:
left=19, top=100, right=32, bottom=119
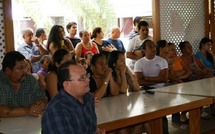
left=42, top=61, right=105, bottom=134
left=17, top=28, right=47, bottom=73
left=0, top=51, right=48, bottom=118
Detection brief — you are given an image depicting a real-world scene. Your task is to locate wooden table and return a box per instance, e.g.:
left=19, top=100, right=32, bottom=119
left=0, top=116, right=41, bottom=134
left=96, top=91, right=213, bottom=134
left=152, top=77, right=215, bottom=102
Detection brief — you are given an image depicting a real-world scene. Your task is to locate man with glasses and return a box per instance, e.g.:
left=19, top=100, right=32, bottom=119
left=42, top=60, right=105, bottom=134
left=0, top=51, right=48, bottom=118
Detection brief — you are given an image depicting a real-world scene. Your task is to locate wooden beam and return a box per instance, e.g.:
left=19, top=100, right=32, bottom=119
left=2, top=0, right=14, bottom=52
left=152, top=0, right=160, bottom=43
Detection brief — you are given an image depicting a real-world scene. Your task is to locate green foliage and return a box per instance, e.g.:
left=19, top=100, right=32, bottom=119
left=15, top=0, right=117, bottom=35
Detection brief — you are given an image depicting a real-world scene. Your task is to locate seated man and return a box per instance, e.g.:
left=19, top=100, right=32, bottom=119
left=42, top=61, right=105, bottom=134
left=0, top=51, right=48, bottom=118
left=17, top=28, right=47, bottom=73
left=134, top=40, right=168, bottom=89
left=134, top=40, right=169, bottom=134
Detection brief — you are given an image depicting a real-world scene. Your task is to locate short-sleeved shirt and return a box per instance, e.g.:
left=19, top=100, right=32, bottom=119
left=126, top=35, right=153, bottom=73
left=106, top=38, right=126, bottom=52
left=0, top=70, right=47, bottom=107
left=134, top=55, right=168, bottom=88
left=17, top=42, right=41, bottom=73
left=42, top=90, right=96, bottom=134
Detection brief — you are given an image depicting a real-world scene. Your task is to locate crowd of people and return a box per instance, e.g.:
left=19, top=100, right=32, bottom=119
left=1, top=17, right=215, bottom=134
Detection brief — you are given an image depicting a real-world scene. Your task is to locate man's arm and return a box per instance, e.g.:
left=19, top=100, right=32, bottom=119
left=0, top=98, right=47, bottom=118
left=0, top=104, right=29, bottom=118
left=135, top=69, right=169, bottom=86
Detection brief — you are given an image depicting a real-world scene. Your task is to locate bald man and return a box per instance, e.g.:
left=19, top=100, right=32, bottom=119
left=106, top=27, right=126, bottom=52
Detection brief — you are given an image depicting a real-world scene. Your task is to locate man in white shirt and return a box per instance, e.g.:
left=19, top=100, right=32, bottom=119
left=126, top=21, right=153, bottom=73
left=134, top=39, right=168, bottom=89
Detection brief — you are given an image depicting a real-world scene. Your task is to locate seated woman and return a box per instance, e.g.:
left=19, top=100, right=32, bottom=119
left=37, top=55, right=52, bottom=90
left=46, top=49, right=72, bottom=100
left=108, top=51, right=143, bottom=134
left=108, top=51, right=140, bottom=93
left=75, top=30, right=99, bottom=62
left=156, top=40, right=169, bottom=60
left=47, top=25, right=75, bottom=57
left=89, top=54, right=119, bottom=99
left=167, top=42, right=192, bottom=83
left=179, top=41, right=213, bottom=79
left=195, top=37, right=215, bottom=72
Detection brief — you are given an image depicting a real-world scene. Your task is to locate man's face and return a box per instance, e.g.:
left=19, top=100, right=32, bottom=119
left=23, top=30, right=33, bottom=45
left=143, top=41, right=156, bottom=57
left=139, top=26, right=149, bottom=39
left=69, top=24, right=77, bottom=36
left=7, top=60, right=29, bottom=83
left=66, top=65, right=90, bottom=97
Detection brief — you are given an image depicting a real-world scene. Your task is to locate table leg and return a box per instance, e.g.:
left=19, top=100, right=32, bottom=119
left=189, top=108, right=201, bottom=134
left=150, top=118, right=162, bottom=134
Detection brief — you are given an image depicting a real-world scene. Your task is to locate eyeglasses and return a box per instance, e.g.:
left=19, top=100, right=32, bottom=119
left=78, top=73, right=90, bottom=81
left=68, top=73, right=90, bottom=82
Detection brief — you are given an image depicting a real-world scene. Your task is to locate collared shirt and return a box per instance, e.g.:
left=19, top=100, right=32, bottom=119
left=0, top=70, right=47, bottom=107
left=42, top=90, right=97, bottom=134
left=17, top=42, right=41, bottom=73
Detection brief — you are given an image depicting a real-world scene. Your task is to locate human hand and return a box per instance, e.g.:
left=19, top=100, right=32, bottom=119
left=103, top=67, right=112, bottom=76
left=31, top=37, right=40, bottom=45
left=120, top=64, right=127, bottom=73
left=27, top=101, right=45, bottom=117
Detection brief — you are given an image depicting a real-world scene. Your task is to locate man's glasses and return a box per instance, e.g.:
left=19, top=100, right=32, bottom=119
left=78, top=73, right=90, bottom=81
left=68, top=73, right=90, bottom=82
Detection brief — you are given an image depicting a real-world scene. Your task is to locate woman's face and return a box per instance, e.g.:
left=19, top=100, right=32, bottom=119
left=58, top=27, right=65, bottom=39
left=168, top=45, right=177, bottom=58
left=115, top=54, right=125, bottom=70
left=183, top=42, right=193, bottom=54
left=81, top=31, right=90, bottom=43
left=202, top=42, right=212, bottom=51
left=92, top=56, right=107, bottom=75
left=97, top=31, right=104, bottom=39
left=160, top=43, right=169, bottom=55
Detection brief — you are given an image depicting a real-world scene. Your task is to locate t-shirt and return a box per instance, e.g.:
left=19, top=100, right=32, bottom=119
left=134, top=55, right=168, bottom=88
left=66, top=36, right=81, bottom=48
left=106, top=38, right=125, bottom=52
left=126, top=35, right=153, bottom=73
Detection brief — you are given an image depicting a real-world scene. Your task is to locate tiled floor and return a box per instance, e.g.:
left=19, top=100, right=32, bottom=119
left=168, top=107, right=215, bottom=134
